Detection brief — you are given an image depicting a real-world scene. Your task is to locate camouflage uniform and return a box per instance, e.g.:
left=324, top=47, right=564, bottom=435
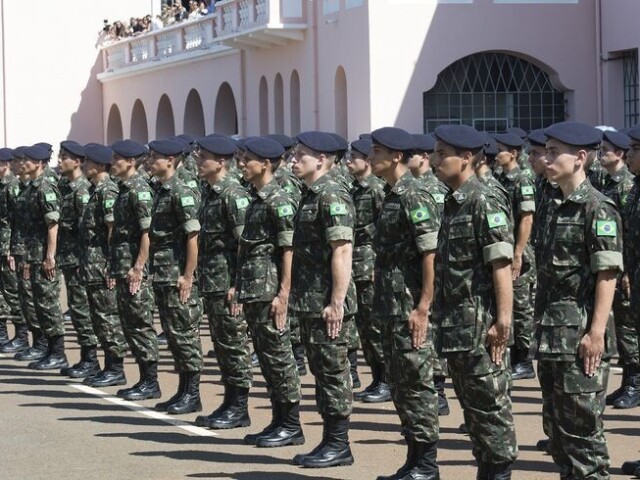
left=150, top=175, right=203, bottom=373
left=432, top=175, right=518, bottom=466
left=58, top=175, right=96, bottom=347
left=626, top=177, right=640, bottom=338
left=0, top=173, right=23, bottom=328
left=237, top=180, right=300, bottom=402
left=535, top=179, right=622, bottom=479
left=79, top=177, right=127, bottom=358
left=374, top=171, right=440, bottom=444
left=417, top=170, right=448, bottom=213
left=290, top=173, right=357, bottom=419
left=198, top=175, right=252, bottom=389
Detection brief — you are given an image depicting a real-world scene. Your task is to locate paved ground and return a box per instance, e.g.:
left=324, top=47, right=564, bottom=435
left=1, top=321, right=639, bottom=479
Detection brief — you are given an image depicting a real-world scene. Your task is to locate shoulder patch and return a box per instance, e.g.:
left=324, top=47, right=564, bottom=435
left=45, top=192, right=57, bottom=202
left=329, top=203, right=348, bottom=216
left=284, top=185, right=296, bottom=194
left=235, top=197, right=249, bottom=209
left=187, top=180, right=198, bottom=189
left=410, top=207, right=430, bottom=224
left=487, top=212, right=508, bottom=229
left=277, top=204, right=294, bottom=218
left=137, top=191, right=152, bottom=201
left=180, top=196, right=195, bottom=207
left=432, top=193, right=445, bottom=204
left=104, top=199, right=115, bottom=209
left=596, top=220, right=617, bottom=237
left=81, top=194, right=90, bottom=204
left=521, top=186, right=534, bottom=196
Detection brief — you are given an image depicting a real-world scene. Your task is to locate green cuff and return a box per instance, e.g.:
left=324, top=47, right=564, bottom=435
left=326, top=226, right=353, bottom=243
left=139, top=217, right=152, bottom=230
left=233, top=225, right=244, bottom=240
left=44, top=212, right=60, bottom=225
left=277, top=231, right=294, bottom=247
left=590, top=251, right=623, bottom=273
left=183, top=219, right=201, bottom=234
left=415, top=231, right=438, bottom=253
left=519, top=200, right=536, bottom=213
left=483, top=241, right=513, bottom=264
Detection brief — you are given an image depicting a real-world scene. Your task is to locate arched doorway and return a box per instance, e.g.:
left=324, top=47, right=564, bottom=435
left=156, top=94, right=175, bottom=139
left=214, top=82, right=238, bottom=135
left=259, top=76, right=269, bottom=135
left=274, top=73, right=284, bottom=134
left=183, top=89, right=205, bottom=136
left=334, top=66, right=348, bottom=139
left=107, top=104, right=123, bottom=144
left=290, top=70, right=301, bottom=135
left=130, top=99, right=148, bottom=144
left=423, top=52, right=565, bottom=133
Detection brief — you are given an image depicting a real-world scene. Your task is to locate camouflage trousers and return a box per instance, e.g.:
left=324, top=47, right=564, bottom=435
left=300, top=314, right=353, bottom=418
left=15, top=257, right=38, bottom=332
left=513, top=271, right=536, bottom=361
left=354, top=281, right=384, bottom=372
left=244, top=302, right=300, bottom=402
left=116, top=278, right=158, bottom=363
left=154, top=284, right=203, bottom=373
left=447, top=348, right=518, bottom=465
left=61, top=266, right=96, bottom=347
left=612, top=281, right=638, bottom=366
left=29, top=263, right=64, bottom=338
left=86, top=283, right=127, bottom=358
left=203, top=294, right=252, bottom=389
left=0, top=257, right=22, bottom=325
left=381, top=314, right=439, bottom=443
left=537, top=359, right=610, bottom=479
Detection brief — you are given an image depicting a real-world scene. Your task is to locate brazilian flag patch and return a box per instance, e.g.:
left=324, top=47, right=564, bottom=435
left=187, top=180, right=198, bottom=189
left=410, top=207, right=430, bottom=224
left=180, top=196, right=195, bottom=207
left=81, top=194, right=90, bottom=204
left=45, top=192, right=56, bottom=202
left=104, top=199, right=115, bottom=209
left=596, top=220, right=617, bottom=237
left=235, top=197, right=249, bottom=209
left=329, top=203, right=347, bottom=216
left=521, top=186, right=534, bottom=196
left=277, top=205, right=294, bottom=218
left=138, top=191, right=152, bottom=201
left=487, top=212, right=507, bottom=229
left=432, top=193, right=445, bottom=204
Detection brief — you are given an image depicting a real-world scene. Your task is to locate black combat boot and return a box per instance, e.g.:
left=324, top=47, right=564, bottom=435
left=362, top=367, right=391, bottom=403
left=63, top=345, right=100, bottom=378
left=122, top=362, right=161, bottom=401
left=293, top=415, right=328, bottom=465
left=348, top=349, right=361, bottom=389
left=29, top=335, right=69, bottom=370
left=167, top=372, right=202, bottom=414
left=207, top=385, right=251, bottom=429
left=196, top=383, right=233, bottom=427
left=606, top=365, right=627, bottom=405
left=622, top=459, right=640, bottom=475
left=613, top=364, right=640, bottom=409
left=293, top=343, right=307, bottom=376
left=434, top=375, right=450, bottom=416
left=84, top=353, right=126, bottom=387
left=244, top=400, right=278, bottom=444
left=255, top=402, right=305, bottom=448
left=300, top=416, right=354, bottom=468
left=476, top=460, right=489, bottom=480
left=536, top=438, right=550, bottom=453
left=2, top=324, right=30, bottom=354
left=0, top=319, right=8, bottom=345
left=398, top=441, right=439, bottom=480
left=487, top=462, right=512, bottom=480
left=117, top=363, right=145, bottom=398
left=355, top=364, right=381, bottom=401
left=155, top=372, right=186, bottom=411
left=376, top=434, right=416, bottom=480
left=15, top=330, right=47, bottom=361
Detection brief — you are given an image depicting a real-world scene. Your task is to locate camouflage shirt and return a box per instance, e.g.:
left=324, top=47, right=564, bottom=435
left=622, top=177, right=640, bottom=284
left=198, top=174, right=250, bottom=294
left=109, top=173, right=154, bottom=279
left=237, top=180, right=294, bottom=303
left=274, top=163, right=304, bottom=208
left=416, top=170, right=448, bottom=214
left=149, top=174, right=201, bottom=285
left=533, top=178, right=562, bottom=262
left=374, top=171, right=440, bottom=317
left=477, top=170, right=511, bottom=213
left=24, top=173, right=61, bottom=263
left=57, top=175, right=91, bottom=268
left=10, top=179, right=30, bottom=257
left=587, top=159, right=606, bottom=191
left=290, top=173, right=357, bottom=316
left=351, top=174, right=385, bottom=283
left=535, top=180, right=623, bottom=361
left=79, top=177, right=118, bottom=284
left=600, top=164, right=635, bottom=212
left=0, top=172, right=19, bottom=255
left=432, top=176, right=514, bottom=355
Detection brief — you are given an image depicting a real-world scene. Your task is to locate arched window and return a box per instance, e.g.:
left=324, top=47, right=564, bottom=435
left=184, top=89, right=205, bottom=136
left=335, top=66, right=348, bottom=139
left=130, top=100, right=148, bottom=144
left=290, top=70, right=301, bottom=135
left=107, top=104, right=123, bottom=144
left=259, top=76, right=269, bottom=135
left=214, top=82, right=239, bottom=135
left=274, top=73, right=284, bottom=134
left=156, top=94, right=175, bottom=139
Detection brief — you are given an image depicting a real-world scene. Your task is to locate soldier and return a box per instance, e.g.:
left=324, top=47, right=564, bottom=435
left=233, top=137, right=304, bottom=447
left=368, top=128, right=441, bottom=480
left=56, top=141, right=99, bottom=378
left=506, top=126, right=533, bottom=177
left=536, top=121, right=620, bottom=479
left=596, top=130, right=640, bottom=409
left=148, top=139, right=204, bottom=415
left=431, top=125, right=518, bottom=479
left=109, top=140, right=160, bottom=401
left=20, top=145, right=68, bottom=371
left=289, top=131, right=357, bottom=468
left=474, top=137, right=511, bottom=210
left=494, top=133, right=537, bottom=381
left=191, top=135, right=253, bottom=430
left=77, top=144, right=128, bottom=388
left=345, top=138, right=390, bottom=404
left=0, top=148, right=25, bottom=351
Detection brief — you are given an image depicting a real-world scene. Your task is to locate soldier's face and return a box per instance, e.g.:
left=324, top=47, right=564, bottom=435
left=19, top=158, right=37, bottom=176
left=237, top=151, right=267, bottom=183
left=544, top=139, right=582, bottom=183
left=627, top=139, right=640, bottom=175
left=110, top=155, right=131, bottom=178
left=197, top=150, right=222, bottom=178
left=0, top=162, right=8, bottom=176
left=528, top=146, right=548, bottom=176
left=58, top=153, right=79, bottom=175
left=148, top=153, right=171, bottom=177
left=368, top=144, right=396, bottom=177
left=407, top=152, right=424, bottom=174
left=433, top=141, right=464, bottom=186
left=495, top=144, right=514, bottom=167
left=82, top=159, right=100, bottom=179
left=346, top=151, right=368, bottom=176
left=598, top=141, right=623, bottom=168
left=291, top=145, right=321, bottom=179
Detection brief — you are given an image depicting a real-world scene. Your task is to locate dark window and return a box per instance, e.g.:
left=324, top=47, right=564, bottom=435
left=623, top=50, right=639, bottom=128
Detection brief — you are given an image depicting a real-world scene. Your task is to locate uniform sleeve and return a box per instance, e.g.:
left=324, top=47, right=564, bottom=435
left=40, top=183, right=61, bottom=225
left=103, top=185, right=118, bottom=223
left=477, top=194, right=514, bottom=264
left=75, top=185, right=90, bottom=221
left=268, top=194, right=295, bottom=247
left=517, top=176, right=536, bottom=214
left=174, top=187, right=201, bottom=234
left=132, top=185, right=153, bottom=230
left=372, top=183, right=386, bottom=223
left=587, top=201, right=624, bottom=273
left=403, top=186, right=440, bottom=253
left=319, top=190, right=354, bottom=244
left=226, top=188, right=251, bottom=239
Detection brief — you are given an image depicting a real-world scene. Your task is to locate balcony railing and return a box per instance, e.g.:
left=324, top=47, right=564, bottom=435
left=99, top=0, right=307, bottom=77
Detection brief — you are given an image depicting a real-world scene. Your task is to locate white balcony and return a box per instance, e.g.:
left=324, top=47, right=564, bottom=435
left=98, top=0, right=307, bottom=81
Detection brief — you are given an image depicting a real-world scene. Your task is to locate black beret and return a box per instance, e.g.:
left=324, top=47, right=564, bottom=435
left=482, top=133, right=498, bottom=156
left=171, top=136, right=193, bottom=155
left=234, top=136, right=257, bottom=151
left=265, top=134, right=295, bottom=149
left=85, top=144, right=114, bottom=165
left=544, top=121, right=602, bottom=148
left=434, top=125, right=486, bottom=150
left=60, top=140, right=85, bottom=158
left=11, top=146, right=26, bottom=159
left=197, top=136, right=237, bottom=156
left=176, top=133, right=197, bottom=145
left=494, top=132, right=525, bottom=149
left=627, top=125, right=640, bottom=142
left=507, top=127, right=528, bottom=139
left=527, top=129, right=547, bottom=147
left=328, top=133, right=349, bottom=152
left=23, top=145, right=50, bottom=161
left=350, top=139, right=372, bottom=157
left=358, top=133, right=372, bottom=140
left=0, top=148, right=13, bottom=162
left=34, top=142, right=52, bottom=152
left=370, top=127, right=415, bottom=152
left=111, top=140, right=148, bottom=158
left=296, top=131, right=340, bottom=153
left=244, top=138, right=285, bottom=160
left=602, top=130, right=630, bottom=151
left=411, top=134, right=435, bottom=153
left=148, top=139, right=184, bottom=157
